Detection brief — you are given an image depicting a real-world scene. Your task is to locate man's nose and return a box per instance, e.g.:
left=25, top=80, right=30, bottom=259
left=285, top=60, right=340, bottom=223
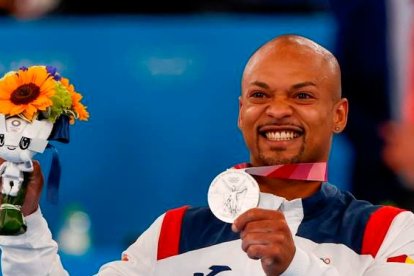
left=265, top=98, right=293, bottom=119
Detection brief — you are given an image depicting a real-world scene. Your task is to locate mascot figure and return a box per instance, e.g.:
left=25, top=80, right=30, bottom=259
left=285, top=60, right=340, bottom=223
left=0, top=65, right=89, bottom=235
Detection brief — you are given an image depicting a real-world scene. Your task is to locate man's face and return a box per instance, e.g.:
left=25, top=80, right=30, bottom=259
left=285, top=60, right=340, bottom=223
left=238, top=47, right=347, bottom=166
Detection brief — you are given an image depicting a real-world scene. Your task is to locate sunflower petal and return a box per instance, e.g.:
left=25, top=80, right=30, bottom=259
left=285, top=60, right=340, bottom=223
left=0, top=65, right=88, bottom=123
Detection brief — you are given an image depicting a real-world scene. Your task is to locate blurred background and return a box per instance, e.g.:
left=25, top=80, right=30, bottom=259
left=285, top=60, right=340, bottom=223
left=0, top=0, right=413, bottom=275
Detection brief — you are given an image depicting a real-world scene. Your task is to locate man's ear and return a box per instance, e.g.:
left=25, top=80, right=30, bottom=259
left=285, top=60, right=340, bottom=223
left=332, top=98, right=348, bottom=133
left=238, top=96, right=243, bottom=130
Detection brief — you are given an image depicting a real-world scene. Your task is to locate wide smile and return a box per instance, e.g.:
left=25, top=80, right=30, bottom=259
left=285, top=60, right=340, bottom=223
left=258, top=125, right=303, bottom=142
left=264, top=130, right=300, bottom=141
left=6, top=146, right=16, bottom=151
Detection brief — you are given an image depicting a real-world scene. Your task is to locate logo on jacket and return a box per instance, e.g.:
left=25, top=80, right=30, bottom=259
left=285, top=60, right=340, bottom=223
left=194, top=265, right=232, bottom=275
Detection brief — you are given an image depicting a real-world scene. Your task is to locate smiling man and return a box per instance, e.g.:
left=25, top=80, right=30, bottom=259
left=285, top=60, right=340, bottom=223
left=238, top=35, right=346, bottom=201
left=1, top=35, right=414, bottom=276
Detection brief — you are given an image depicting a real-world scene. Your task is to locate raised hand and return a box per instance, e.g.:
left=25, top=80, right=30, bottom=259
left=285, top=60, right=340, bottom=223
left=0, top=158, right=44, bottom=217
left=232, top=208, right=295, bottom=276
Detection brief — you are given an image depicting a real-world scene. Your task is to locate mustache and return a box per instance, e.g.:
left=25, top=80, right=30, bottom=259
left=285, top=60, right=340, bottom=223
left=257, top=120, right=303, bottom=129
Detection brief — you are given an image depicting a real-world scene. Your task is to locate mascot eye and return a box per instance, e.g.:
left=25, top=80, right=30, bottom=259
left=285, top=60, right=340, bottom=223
left=0, top=134, right=4, bottom=146
left=11, top=119, right=21, bottom=127
left=19, top=137, right=31, bottom=150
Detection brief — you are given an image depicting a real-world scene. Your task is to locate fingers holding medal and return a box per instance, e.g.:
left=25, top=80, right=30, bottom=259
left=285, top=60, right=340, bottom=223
left=208, top=169, right=296, bottom=275
left=232, top=208, right=295, bottom=276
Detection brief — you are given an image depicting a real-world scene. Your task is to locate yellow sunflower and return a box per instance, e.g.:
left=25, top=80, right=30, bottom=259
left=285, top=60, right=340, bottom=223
left=60, top=77, right=89, bottom=124
left=0, top=66, right=56, bottom=121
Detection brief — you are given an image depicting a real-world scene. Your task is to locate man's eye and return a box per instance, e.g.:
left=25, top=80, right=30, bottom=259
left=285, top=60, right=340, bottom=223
left=296, top=92, right=312, bottom=99
left=251, top=91, right=267, bottom=98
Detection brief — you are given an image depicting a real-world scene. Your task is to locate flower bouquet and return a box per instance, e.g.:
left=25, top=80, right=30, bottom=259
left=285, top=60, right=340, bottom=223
left=0, top=65, right=88, bottom=235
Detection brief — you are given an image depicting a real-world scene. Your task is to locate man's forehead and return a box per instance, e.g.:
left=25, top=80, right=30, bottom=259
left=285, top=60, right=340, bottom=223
left=260, top=35, right=332, bottom=58
left=245, top=35, right=337, bottom=72
left=251, top=44, right=326, bottom=68
left=243, top=51, right=325, bottom=83
left=244, top=44, right=337, bottom=82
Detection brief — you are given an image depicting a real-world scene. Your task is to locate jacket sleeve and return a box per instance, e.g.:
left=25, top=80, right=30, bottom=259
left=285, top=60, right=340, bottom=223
left=0, top=208, right=166, bottom=276
left=280, top=246, right=341, bottom=276
left=97, top=213, right=164, bottom=276
left=282, top=211, right=414, bottom=276
left=364, top=211, right=414, bottom=275
left=0, top=208, right=68, bottom=276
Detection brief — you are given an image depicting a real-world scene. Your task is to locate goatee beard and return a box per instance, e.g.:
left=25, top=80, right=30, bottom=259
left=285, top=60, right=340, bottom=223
left=257, top=143, right=305, bottom=166
left=258, top=154, right=301, bottom=166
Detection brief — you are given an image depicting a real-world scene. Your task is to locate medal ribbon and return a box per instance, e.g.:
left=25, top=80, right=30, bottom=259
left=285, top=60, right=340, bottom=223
left=237, top=162, right=327, bottom=181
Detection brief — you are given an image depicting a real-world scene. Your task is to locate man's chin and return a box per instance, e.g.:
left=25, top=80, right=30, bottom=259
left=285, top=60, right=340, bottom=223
left=256, top=154, right=301, bottom=166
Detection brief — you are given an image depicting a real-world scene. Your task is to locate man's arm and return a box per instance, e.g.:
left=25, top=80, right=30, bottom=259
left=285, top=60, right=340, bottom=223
left=0, top=160, right=68, bottom=275
left=364, top=211, right=414, bottom=275
left=0, top=208, right=68, bottom=276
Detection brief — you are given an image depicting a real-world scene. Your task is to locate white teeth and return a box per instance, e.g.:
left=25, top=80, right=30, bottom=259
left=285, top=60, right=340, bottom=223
left=265, top=131, right=297, bottom=141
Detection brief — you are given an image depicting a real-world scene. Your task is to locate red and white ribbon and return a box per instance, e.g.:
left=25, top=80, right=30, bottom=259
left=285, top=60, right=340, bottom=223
left=234, top=162, right=327, bottom=182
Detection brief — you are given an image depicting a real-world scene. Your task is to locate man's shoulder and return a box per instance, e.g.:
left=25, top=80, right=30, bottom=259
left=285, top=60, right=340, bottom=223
left=360, top=205, right=409, bottom=257
left=335, top=186, right=408, bottom=221
left=298, top=184, right=410, bottom=254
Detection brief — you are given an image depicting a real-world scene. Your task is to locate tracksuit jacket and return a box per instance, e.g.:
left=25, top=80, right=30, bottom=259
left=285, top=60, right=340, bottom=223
left=1, top=183, right=414, bottom=275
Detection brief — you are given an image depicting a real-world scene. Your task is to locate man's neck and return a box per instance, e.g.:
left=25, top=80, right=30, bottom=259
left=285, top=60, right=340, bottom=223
left=255, top=176, right=322, bottom=200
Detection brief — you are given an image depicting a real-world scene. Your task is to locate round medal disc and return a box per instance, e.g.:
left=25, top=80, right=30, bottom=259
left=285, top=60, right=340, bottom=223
left=208, top=169, right=260, bottom=223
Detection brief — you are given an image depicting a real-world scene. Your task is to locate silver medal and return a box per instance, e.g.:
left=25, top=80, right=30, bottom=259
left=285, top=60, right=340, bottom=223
left=208, top=169, right=260, bottom=223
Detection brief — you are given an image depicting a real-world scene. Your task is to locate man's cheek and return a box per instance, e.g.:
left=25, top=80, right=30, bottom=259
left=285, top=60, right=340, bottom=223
left=241, top=106, right=262, bottom=124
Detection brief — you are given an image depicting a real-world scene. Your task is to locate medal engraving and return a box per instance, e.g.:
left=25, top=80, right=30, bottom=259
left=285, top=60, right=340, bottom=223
left=208, top=169, right=259, bottom=223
